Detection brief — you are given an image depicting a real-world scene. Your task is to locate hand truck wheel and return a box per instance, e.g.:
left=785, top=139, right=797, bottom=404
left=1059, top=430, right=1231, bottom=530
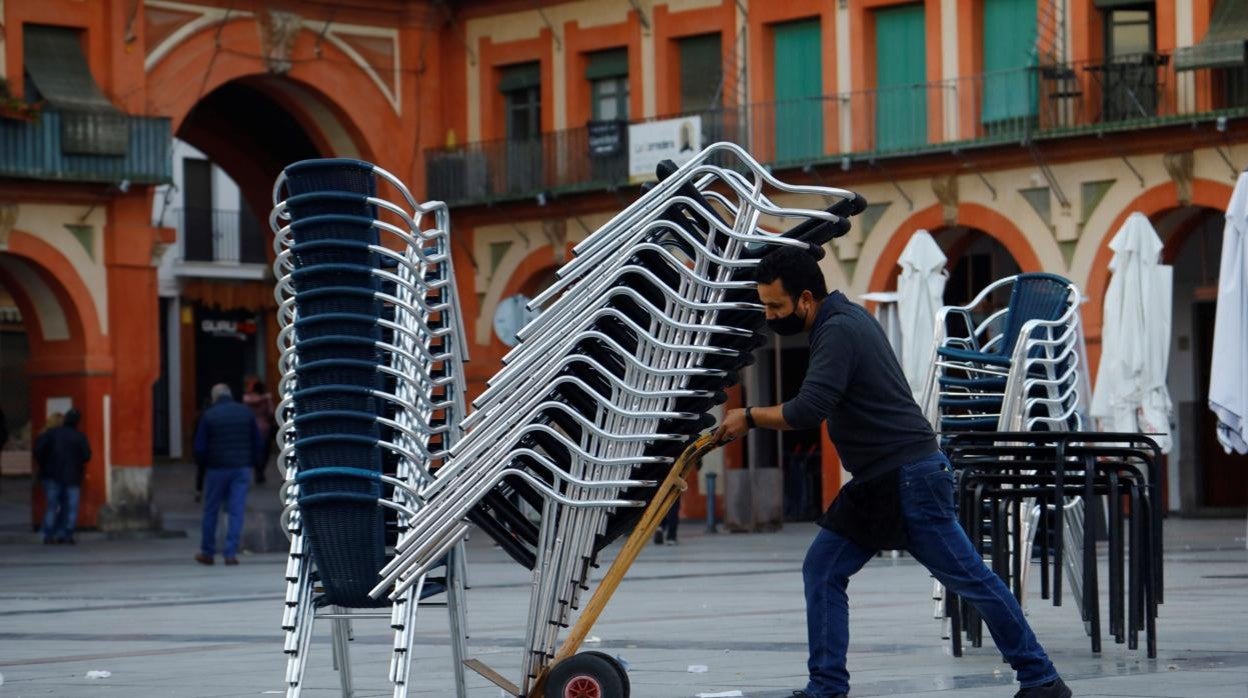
left=579, top=651, right=630, bottom=698
left=543, top=651, right=628, bottom=698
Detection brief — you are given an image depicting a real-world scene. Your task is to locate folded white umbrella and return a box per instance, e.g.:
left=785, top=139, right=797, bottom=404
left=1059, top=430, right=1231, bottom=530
left=896, top=230, right=947, bottom=400
left=1210, top=172, right=1248, bottom=455
left=1091, top=212, right=1173, bottom=452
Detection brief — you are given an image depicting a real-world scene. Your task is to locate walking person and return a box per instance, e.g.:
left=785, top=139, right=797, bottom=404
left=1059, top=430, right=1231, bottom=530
left=242, top=379, right=276, bottom=484
left=194, top=383, right=264, bottom=566
left=34, top=409, right=90, bottom=545
left=654, top=495, right=680, bottom=545
left=713, top=247, right=1071, bottom=698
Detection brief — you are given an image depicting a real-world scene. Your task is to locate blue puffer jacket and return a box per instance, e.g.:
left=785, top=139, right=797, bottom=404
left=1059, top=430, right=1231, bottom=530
left=194, top=396, right=264, bottom=470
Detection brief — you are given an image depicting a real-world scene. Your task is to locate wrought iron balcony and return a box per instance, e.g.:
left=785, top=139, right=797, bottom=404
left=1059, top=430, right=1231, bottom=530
left=427, top=53, right=1248, bottom=206
left=0, top=109, right=172, bottom=185
left=173, top=207, right=267, bottom=274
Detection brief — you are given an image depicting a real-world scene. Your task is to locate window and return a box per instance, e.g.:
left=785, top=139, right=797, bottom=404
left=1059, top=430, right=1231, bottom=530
left=1105, top=6, right=1154, bottom=58
left=1099, top=3, right=1158, bottom=121
left=586, top=48, right=629, bottom=121
left=498, top=62, right=543, bottom=195
left=981, top=0, right=1038, bottom=130
left=772, top=19, right=823, bottom=163
left=678, top=33, right=722, bottom=113
left=874, top=3, right=927, bottom=151
left=499, top=62, right=541, bottom=141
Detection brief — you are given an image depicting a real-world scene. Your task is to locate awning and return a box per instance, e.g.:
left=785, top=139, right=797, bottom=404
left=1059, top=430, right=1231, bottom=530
left=1176, top=0, right=1248, bottom=71
left=586, top=48, right=628, bottom=81
left=23, top=24, right=129, bottom=155
left=498, top=62, right=541, bottom=92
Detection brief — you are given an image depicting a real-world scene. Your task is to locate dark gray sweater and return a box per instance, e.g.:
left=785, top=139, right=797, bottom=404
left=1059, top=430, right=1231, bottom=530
left=781, top=291, right=938, bottom=482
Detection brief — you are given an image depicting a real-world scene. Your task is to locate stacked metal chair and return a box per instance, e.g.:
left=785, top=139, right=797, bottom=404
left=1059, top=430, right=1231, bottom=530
left=945, top=432, right=1163, bottom=658
left=917, top=273, right=1091, bottom=646
left=920, top=272, right=1086, bottom=436
left=271, top=159, right=470, bottom=698
left=370, top=143, right=865, bottom=697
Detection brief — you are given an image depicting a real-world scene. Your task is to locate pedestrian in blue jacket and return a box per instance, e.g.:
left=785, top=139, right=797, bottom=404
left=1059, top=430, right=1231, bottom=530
left=193, top=383, right=263, bottom=566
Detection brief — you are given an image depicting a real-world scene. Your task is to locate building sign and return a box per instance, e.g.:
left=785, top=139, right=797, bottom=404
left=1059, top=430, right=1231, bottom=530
left=199, top=317, right=256, bottom=341
left=587, top=120, right=625, bottom=158
left=627, top=115, right=702, bottom=183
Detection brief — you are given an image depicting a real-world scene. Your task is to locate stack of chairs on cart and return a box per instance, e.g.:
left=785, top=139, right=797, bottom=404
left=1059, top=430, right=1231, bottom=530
left=272, top=159, right=471, bottom=698
left=370, top=144, right=867, bottom=697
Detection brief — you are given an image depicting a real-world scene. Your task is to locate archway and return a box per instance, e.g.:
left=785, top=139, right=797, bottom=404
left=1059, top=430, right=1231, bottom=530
left=1083, top=180, right=1241, bottom=513
left=0, top=235, right=109, bottom=529
left=156, top=75, right=375, bottom=459
left=930, top=225, right=1024, bottom=315
left=1152, top=205, right=1244, bottom=511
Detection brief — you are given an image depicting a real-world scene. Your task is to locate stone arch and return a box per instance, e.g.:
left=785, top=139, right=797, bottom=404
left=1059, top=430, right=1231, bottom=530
left=145, top=17, right=396, bottom=169
left=863, top=202, right=1045, bottom=294
left=1076, top=179, right=1234, bottom=366
left=0, top=232, right=111, bottom=527
left=2, top=230, right=107, bottom=362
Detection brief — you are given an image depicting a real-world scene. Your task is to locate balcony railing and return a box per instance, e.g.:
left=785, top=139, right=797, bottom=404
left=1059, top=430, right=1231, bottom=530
left=429, top=52, right=1248, bottom=206
left=0, top=109, right=171, bottom=184
left=176, top=207, right=266, bottom=267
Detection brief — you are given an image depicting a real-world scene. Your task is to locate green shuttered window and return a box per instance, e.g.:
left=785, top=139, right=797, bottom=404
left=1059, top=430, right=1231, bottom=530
left=874, top=3, right=927, bottom=152
left=772, top=18, right=824, bottom=163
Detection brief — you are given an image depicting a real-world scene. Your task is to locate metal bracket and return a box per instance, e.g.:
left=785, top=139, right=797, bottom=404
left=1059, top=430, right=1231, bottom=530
left=1026, top=140, right=1071, bottom=209
left=627, top=0, right=652, bottom=31
left=1095, top=131, right=1144, bottom=188
left=867, top=158, right=913, bottom=211
left=313, top=4, right=338, bottom=58
left=535, top=4, right=563, bottom=51
left=951, top=149, right=997, bottom=200
left=1214, top=141, right=1239, bottom=180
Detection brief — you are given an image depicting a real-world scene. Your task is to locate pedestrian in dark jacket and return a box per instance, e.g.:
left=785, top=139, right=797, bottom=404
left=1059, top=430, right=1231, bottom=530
left=242, top=379, right=276, bottom=485
left=34, top=408, right=91, bottom=544
left=193, top=384, right=263, bottom=566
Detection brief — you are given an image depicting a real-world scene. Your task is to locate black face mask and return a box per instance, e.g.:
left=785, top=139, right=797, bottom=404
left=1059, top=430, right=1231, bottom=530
left=767, top=304, right=807, bottom=336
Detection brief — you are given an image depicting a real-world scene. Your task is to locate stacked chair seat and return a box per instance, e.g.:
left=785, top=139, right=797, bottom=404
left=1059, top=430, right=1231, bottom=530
left=922, top=272, right=1086, bottom=436
left=371, top=142, right=866, bottom=697
left=272, top=159, right=470, bottom=698
left=945, top=432, right=1163, bottom=659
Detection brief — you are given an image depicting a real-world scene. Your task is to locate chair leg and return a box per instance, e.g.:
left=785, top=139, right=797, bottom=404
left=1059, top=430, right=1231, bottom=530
left=331, top=606, right=354, bottom=698
left=447, top=548, right=470, bottom=698
left=390, top=580, right=418, bottom=698
left=285, top=546, right=314, bottom=698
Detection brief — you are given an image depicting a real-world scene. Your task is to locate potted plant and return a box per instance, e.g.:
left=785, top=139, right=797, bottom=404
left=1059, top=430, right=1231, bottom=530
left=0, top=78, right=44, bottom=122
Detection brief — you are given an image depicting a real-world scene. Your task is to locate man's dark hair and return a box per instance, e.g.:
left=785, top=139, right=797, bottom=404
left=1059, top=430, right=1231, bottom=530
left=756, top=246, right=828, bottom=301
left=64, top=408, right=81, bottom=429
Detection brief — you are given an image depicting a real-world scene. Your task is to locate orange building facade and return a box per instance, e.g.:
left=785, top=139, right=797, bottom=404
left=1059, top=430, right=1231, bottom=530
left=2, top=0, right=1245, bottom=528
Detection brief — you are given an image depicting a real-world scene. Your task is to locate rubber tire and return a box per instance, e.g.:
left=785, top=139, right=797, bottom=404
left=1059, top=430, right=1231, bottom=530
left=543, top=652, right=628, bottom=698
left=580, top=651, right=630, bottom=698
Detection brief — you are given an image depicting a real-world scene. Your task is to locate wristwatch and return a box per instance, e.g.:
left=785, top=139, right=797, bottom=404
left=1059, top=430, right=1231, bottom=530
left=744, top=406, right=756, bottom=429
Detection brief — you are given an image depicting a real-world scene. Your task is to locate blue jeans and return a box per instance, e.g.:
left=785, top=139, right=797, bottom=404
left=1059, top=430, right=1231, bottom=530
left=201, top=467, right=251, bottom=558
left=41, top=479, right=81, bottom=541
left=803, top=452, right=1059, bottom=696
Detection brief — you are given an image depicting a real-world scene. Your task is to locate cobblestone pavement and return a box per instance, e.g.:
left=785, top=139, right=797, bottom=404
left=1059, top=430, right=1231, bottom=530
left=0, top=468, right=1245, bottom=697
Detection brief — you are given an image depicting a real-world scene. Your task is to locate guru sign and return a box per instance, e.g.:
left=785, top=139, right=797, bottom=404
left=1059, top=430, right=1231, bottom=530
left=200, top=318, right=256, bottom=342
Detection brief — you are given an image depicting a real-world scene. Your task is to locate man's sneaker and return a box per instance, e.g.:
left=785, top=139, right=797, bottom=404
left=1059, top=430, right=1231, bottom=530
left=224, top=557, right=240, bottom=566
left=194, top=552, right=214, bottom=566
left=1015, top=678, right=1072, bottom=698
left=791, top=691, right=847, bottom=698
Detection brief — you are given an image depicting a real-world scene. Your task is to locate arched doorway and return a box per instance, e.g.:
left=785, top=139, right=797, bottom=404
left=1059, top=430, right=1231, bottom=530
left=1156, top=205, right=1247, bottom=511
left=931, top=224, right=1024, bottom=315
left=0, top=239, right=108, bottom=529
left=0, top=278, right=31, bottom=483
left=154, top=75, right=365, bottom=459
